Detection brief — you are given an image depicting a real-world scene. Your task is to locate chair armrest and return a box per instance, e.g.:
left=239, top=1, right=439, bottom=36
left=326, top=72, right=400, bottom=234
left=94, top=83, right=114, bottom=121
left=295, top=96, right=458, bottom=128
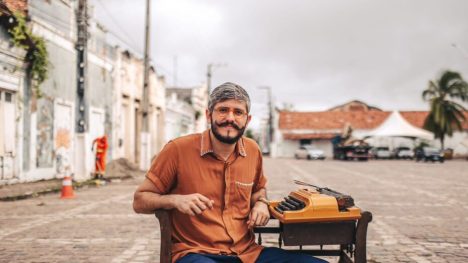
left=155, top=209, right=173, bottom=263
left=354, top=211, right=372, bottom=263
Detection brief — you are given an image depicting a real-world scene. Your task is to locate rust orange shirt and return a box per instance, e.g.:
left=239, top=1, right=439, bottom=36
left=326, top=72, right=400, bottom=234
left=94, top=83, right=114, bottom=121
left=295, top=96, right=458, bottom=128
left=146, top=129, right=267, bottom=263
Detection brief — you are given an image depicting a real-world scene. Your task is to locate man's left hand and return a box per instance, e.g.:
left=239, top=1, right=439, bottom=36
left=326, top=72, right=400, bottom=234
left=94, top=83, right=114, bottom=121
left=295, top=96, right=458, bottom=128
left=247, top=201, right=270, bottom=229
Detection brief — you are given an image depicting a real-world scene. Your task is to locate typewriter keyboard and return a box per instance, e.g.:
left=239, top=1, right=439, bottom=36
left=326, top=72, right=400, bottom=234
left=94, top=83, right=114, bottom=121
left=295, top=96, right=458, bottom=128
left=274, top=196, right=306, bottom=214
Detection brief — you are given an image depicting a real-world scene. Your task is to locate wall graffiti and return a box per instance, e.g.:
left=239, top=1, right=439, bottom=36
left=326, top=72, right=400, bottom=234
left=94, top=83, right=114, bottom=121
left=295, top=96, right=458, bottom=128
left=36, top=99, right=54, bottom=168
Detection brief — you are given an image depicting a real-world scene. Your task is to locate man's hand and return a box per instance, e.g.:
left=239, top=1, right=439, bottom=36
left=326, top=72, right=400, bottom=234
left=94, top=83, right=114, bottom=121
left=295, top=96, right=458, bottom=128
left=247, top=201, right=270, bottom=229
left=173, top=193, right=214, bottom=216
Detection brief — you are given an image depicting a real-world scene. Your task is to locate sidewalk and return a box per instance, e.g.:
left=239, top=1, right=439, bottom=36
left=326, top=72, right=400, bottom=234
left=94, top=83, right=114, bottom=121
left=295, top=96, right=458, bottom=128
left=0, top=158, right=144, bottom=201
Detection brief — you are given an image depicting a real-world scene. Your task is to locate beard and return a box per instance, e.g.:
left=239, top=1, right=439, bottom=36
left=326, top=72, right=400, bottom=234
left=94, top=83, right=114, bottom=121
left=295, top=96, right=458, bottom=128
left=211, top=119, right=246, bottom=145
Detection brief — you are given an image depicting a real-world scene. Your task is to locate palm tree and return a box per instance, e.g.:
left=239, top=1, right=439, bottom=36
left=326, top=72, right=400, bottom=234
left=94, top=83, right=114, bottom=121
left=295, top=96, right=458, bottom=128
left=422, top=70, right=468, bottom=149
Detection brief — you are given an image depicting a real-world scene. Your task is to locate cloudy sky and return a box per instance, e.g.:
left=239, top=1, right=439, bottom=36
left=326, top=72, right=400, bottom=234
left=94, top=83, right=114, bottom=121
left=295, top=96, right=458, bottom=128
left=90, top=0, right=468, bottom=126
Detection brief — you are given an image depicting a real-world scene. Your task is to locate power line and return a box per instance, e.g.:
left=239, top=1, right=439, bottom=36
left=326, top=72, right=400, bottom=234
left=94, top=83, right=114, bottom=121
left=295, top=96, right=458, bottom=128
left=94, top=0, right=143, bottom=54
left=106, top=30, right=143, bottom=57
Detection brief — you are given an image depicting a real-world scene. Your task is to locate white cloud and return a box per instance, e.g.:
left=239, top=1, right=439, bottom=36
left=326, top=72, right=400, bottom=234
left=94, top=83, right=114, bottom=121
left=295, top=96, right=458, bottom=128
left=91, top=0, right=468, bottom=116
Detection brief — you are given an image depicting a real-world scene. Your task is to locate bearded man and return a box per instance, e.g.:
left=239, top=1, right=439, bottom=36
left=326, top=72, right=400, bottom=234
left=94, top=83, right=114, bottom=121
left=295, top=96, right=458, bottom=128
left=133, top=82, right=327, bottom=263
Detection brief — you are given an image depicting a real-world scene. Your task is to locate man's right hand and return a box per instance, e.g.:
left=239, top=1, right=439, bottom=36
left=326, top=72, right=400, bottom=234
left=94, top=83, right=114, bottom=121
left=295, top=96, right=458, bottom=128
left=173, top=194, right=214, bottom=216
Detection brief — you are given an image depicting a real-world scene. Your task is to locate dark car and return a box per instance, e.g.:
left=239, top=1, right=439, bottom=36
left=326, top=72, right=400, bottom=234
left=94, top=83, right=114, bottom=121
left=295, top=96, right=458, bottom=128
left=415, top=147, right=444, bottom=163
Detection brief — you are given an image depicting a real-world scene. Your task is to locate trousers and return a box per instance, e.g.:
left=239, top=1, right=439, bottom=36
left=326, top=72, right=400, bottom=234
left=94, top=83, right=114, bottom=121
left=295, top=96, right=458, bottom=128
left=176, top=247, right=328, bottom=263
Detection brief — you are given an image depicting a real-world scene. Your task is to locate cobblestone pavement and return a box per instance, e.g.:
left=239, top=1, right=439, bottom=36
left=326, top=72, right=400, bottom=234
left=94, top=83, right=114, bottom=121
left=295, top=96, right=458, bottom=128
left=0, top=159, right=466, bottom=262
left=264, top=159, right=468, bottom=263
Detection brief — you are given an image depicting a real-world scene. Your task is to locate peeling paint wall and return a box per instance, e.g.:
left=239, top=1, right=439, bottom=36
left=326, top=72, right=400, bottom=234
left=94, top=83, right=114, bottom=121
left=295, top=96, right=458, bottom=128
left=36, top=98, right=54, bottom=168
left=32, top=39, right=76, bottom=173
left=88, top=58, right=114, bottom=161
left=0, top=25, right=27, bottom=183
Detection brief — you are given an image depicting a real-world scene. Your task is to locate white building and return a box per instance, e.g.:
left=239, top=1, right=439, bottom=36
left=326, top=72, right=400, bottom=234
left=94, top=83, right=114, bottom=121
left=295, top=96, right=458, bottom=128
left=112, top=49, right=166, bottom=170
left=164, top=92, right=195, bottom=142
left=0, top=2, right=27, bottom=183
left=166, top=85, right=208, bottom=133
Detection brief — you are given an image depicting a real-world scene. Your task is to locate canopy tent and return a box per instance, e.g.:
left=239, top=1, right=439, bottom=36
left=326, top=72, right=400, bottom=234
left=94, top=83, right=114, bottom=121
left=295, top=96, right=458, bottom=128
left=362, top=111, right=434, bottom=140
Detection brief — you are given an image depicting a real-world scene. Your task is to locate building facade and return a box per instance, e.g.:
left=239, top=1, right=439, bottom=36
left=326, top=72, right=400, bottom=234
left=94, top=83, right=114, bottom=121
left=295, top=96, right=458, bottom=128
left=0, top=0, right=168, bottom=184
left=0, top=1, right=28, bottom=183
left=272, top=101, right=468, bottom=158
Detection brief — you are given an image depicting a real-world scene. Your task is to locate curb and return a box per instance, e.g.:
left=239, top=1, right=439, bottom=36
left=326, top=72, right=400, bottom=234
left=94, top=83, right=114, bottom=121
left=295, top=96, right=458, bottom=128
left=0, top=175, right=133, bottom=202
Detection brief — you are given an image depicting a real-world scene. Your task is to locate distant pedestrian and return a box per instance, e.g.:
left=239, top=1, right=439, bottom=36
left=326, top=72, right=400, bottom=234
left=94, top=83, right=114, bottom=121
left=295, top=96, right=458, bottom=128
left=92, top=135, right=108, bottom=180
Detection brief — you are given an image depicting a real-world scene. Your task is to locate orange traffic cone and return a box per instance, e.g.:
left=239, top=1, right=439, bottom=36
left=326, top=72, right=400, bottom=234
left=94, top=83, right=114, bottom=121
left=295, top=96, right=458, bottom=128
left=60, top=176, right=75, bottom=199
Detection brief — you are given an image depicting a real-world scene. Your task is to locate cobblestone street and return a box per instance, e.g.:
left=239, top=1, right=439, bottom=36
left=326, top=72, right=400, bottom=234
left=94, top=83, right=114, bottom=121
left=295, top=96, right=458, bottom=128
left=0, top=158, right=467, bottom=262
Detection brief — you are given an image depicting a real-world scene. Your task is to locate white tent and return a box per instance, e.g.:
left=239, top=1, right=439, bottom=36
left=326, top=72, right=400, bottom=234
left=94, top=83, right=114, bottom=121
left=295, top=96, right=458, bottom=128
left=362, top=111, right=434, bottom=140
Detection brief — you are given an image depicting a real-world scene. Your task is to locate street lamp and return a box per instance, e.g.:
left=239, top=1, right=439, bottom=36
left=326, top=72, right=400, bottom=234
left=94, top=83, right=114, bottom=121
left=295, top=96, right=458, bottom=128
left=206, top=63, right=227, bottom=101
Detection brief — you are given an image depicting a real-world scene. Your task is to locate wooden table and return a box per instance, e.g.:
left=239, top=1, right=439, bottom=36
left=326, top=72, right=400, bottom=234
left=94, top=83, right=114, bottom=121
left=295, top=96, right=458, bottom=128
left=155, top=211, right=372, bottom=263
left=254, top=211, right=372, bottom=263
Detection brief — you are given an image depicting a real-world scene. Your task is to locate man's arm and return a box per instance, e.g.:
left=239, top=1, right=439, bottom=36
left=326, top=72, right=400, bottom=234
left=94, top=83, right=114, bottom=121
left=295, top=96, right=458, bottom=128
left=250, top=188, right=267, bottom=207
left=133, top=178, right=214, bottom=216
left=247, top=188, right=270, bottom=228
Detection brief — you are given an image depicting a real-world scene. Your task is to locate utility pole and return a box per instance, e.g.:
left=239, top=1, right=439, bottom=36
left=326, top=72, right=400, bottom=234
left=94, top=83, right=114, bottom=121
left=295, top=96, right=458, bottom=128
left=206, top=63, right=227, bottom=106
left=75, top=0, right=89, bottom=181
left=206, top=63, right=213, bottom=104
left=76, top=0, right=88, bottom=133
left=173, top=55, right=178, bottom=86
left=258, top=86, right=273, bottom=155
left=140, top=0, right=151, bottom=170
left=142, top=0, right=151, bottom=133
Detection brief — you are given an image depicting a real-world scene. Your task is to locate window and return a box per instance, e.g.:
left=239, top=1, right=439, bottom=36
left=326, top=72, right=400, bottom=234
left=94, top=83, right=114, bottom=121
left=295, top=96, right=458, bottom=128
left=5, top=92, right=12, bottom=103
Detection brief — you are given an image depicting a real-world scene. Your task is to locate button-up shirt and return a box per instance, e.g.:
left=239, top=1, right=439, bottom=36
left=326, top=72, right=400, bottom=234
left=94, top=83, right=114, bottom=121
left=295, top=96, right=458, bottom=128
left=146, top=129, right=267, bottom=263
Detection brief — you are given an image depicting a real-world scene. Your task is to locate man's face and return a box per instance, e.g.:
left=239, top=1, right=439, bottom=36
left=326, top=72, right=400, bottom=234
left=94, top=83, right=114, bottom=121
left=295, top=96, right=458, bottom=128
left=207, top=99, right=251, bottom=145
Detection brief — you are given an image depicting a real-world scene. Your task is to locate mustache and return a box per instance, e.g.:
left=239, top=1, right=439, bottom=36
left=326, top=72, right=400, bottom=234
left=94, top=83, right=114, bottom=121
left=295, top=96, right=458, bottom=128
left=215, top=120, right=242, bottom=130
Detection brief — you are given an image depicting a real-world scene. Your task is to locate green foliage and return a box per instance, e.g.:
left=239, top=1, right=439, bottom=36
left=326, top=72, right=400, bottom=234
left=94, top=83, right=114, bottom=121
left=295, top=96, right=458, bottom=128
left=414, top=140, right=430, bottom=150
left=7, top=12, right=49, bottom=96
left=422, top=70, right=468, bottom=148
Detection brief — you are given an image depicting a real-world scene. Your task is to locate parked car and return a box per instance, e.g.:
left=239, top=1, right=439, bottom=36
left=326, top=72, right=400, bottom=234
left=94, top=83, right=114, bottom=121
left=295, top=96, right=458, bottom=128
left=415, top=147, right=444, bottom=163
left=332, top=137, right=371, bottom=161
left=392, top=147, right=414, bottom=159
left=294, top=145, right=325, bottom=160
left=371, top=147, right=391, bottom=159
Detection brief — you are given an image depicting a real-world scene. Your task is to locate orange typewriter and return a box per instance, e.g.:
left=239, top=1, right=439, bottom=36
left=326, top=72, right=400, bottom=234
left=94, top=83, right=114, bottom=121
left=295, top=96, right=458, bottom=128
left=269, top=180, right=361, bottom=223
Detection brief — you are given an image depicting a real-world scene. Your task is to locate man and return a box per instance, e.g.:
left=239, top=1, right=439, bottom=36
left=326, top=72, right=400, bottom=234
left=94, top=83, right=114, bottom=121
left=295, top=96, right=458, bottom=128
left=133, top=82, right=326, bottom=263
left=91, top=135, right=108, bottom=180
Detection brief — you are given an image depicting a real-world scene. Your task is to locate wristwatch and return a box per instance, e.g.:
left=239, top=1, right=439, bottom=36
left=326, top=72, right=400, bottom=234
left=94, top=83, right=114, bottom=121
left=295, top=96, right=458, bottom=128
left=257, top=197, right=270, bottom=206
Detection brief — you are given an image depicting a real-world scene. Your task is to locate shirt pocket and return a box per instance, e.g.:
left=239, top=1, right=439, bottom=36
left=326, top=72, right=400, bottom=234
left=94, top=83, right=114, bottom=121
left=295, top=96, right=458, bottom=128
left=232, top=181, right=253, bottom=219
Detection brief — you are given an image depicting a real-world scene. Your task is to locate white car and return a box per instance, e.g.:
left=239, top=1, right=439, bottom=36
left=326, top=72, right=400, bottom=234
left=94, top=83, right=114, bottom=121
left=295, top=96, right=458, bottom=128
left=294, top=145, right=325, bottom=160
left=372, top=147, right=391, bottom=159
left=392, top=147, right=414, bottom=159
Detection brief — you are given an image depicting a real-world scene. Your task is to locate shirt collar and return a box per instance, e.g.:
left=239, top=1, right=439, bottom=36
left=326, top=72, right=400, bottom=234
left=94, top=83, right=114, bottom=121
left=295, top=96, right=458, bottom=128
left=200, top=129, right=247, bottom=157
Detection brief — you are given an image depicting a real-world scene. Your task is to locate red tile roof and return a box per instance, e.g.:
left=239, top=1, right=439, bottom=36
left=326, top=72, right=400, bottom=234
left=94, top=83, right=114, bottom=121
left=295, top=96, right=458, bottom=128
left=1, top=0, right=27, bottom=14
left=283, top=133, right=337, bottom=140
left=279, top=111, right=468, bottom=131
left=279, top=111, right=391, bottom=130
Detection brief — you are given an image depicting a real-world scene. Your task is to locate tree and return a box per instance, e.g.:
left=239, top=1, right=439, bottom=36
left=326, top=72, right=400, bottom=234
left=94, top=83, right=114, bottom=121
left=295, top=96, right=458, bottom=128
left=422, top=70, right=468, bottom=149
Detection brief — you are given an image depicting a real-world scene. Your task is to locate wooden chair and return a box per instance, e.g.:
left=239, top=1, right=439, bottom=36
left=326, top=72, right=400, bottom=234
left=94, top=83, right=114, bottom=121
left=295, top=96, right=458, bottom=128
left=155, top=210, right=372, bottom=263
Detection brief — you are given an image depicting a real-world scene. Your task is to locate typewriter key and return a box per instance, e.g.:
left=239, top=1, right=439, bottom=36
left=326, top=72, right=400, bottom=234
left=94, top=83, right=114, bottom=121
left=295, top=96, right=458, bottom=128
left=288, top=196, right=306, bottom=208
left=274, top=206, right=284, bottom=214
left=281, top=201, right=297, bottom=210
left=284, top=197, right=301, bottom=208
left=277, top=203, right=291, bottom=211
